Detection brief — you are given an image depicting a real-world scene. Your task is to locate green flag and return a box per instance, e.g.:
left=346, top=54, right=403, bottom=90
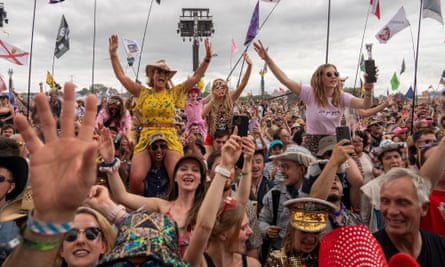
left=204, top=81, right=211, bottom=94
left=391, top=72, right=400, bottom=90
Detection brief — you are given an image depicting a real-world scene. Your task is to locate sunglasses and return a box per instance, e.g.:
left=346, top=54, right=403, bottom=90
left=64, top=227, right=101, bottom=242
left=0, top=175, right=13, bottom=184
left=214, top=81, right=226, bottom=89
left=150, top=143, right=168, bottom=150
left=325, top=71, right=339, bottom=78
left=107, top=260, right=164, bottom=267
left=155, top=68, right=171, bottom=76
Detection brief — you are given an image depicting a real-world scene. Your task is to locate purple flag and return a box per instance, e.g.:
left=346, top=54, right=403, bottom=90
left=405, top=86, right=414, bottom=99
left=244, top=0, right=259, bottom=46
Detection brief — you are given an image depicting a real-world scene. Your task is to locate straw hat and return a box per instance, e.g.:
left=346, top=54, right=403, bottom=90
left=145, top=59, right=177, bottom=79
left=0, top=187, right=33, bottom=222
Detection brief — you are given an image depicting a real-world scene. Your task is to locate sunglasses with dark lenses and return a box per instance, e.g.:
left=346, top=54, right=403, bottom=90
left=151, top=143, right=168, bottom=150
left=325, top=71, right=339, bottom=78
left=64, top=227, right=101, bottom=242
left=214, top=81, right=226, bottom=89
left=155, top=68, right=170, bottom=76
left=0, top=175, right=13, bottom=184
left=108, top=260, right=164, bottom=267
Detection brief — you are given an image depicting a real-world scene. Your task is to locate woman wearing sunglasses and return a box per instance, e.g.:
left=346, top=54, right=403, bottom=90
left=56, top=207, right=117, bottom=267
left=109, top=35, right=213, bottom=196
left=95, top=95, right=131, bottom=137
left=202, top=53, right=252, bottom=158
left=253, top=40, right=376, bottom=155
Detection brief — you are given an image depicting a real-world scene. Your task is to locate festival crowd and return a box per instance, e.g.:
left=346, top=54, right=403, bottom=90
left=0, top=37, right=444, bottom=267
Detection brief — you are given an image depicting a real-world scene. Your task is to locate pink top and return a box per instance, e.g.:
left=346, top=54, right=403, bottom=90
left=95, top=109, right=132, bottom=135
left=299, top=85, right=354, bottom=135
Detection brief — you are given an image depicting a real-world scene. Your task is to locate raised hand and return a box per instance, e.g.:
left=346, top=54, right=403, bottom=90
left=98, top=128, right=115, bottom=163
left=14, top=82, right=97, bottom=223
left=109, top=34, right=119, bottom=55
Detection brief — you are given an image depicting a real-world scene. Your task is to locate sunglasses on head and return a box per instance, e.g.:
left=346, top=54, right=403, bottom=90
left=64, top=227, right=101, bottom=242
left=0, top=175, right=13, bottom=184
left=214, top=81, right=226, bottom=89
left=155, top=68, right=171, bottom=76
left=325, top=71, right=339, bottom=78
left=151, top=143, right=168, bottom=150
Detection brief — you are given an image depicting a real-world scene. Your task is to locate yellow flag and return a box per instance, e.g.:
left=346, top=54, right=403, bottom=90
left=46, top=71, right=57, bottom=88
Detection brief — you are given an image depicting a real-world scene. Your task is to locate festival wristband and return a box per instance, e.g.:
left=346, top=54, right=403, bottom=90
left=215, top=166, right=231, bottom=178
left=22, top=237, right=63, bottom=251
left=27, top=209, right=73, bottom=236
left=99, top=158, right=121, bottom=174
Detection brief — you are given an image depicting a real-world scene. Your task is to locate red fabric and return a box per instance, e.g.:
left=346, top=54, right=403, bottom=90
left=420, top=189, right=445, bottom=236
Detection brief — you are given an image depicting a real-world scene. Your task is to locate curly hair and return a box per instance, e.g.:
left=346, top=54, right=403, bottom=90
left=310, top=64, right=343, bottom=108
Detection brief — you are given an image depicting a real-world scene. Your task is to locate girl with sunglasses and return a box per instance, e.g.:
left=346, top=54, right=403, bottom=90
left=202, top=53, right=252, bottom=158
left=253, top=40, right=376, bottom=155
left=56, top=207, right=116, bottom=267
left=95, top=95, right=131, bottom=137
left=109, top=34, right=213, bottom=196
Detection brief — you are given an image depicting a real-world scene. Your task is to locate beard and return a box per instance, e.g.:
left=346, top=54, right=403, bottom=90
left=327, top=194, right=342, bottom=203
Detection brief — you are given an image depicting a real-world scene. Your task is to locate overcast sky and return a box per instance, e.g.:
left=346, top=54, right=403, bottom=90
left=1, top=0, right=444, bottom=97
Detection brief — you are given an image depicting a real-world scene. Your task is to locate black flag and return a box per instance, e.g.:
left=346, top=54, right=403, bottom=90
left=54, top=15, right=70, bottom=59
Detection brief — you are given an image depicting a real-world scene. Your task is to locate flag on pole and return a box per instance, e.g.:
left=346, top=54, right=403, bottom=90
left=375, top=7, right=410, bottom=44
left=54, top=15, right=70, bottom=59
left=439, top=70, right=445, bottom=85
left=370, top=0, right=381, bottom=19
left=122, top=38, right=141, bottom=57
left=49, top=0, right=65, bottom=3
left=231, top=38, right=238, bottom=54
left=0, top=40, right=29, bottom=65
left=243, top=0, right=260, bottom=46
left=0, top=74, right=6, bottom=91
left=391, top=72, right=400, bottom=90
left=405, top=86, right=414, bottom=99
left=400, top=59, right=406, bottom=75
left=46, top=71, right=58, bottom=89
left=423, top=0, right=443, bottom=24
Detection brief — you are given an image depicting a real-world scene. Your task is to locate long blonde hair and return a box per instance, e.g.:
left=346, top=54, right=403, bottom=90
left=206, top=78, right=234, bottom=136
left=310, top=64, right=343, bottom=108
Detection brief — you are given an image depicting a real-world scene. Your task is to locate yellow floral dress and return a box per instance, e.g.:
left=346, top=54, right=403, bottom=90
left=134, top=83, right=186, bottom=154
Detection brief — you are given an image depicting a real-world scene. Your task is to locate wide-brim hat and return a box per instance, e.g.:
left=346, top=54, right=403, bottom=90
left=284, top=197, right=336, bottom=233
left=97, top=212, right=189, bottom=267
left=145, top=59, right=177, bottom=79
left=269, top=145, right=315, bottom=167
left=316, top=136, right=337, bottom=157
left=0, top=187, right=33, bottom=222
left=372, top=140, right=405, bottom=159
left=0, top=154, right=29, bottom=201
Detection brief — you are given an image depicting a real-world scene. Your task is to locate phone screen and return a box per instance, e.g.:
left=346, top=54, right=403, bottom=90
left=232, top=115, right=249, bottom=137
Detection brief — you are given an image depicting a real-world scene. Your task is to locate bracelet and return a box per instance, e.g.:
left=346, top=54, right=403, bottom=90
left=99, top=158, right=121, bottom=174
left=27, top=209, right=73, bottom=236
left=215, top=166, right=231, bottom=178
left=204, top=57, right=211, bottom=63
left=240, top=171, right=251, bottom=176
left=107, top=204, right=126, bottom=222
left=22, top=237, right=63, bottom=251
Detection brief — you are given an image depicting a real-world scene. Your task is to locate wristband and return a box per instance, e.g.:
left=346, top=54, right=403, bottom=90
left=215, top=166, right=231, bottom=178
left=204, top=57, right=211, bottom=63
left=240, top=171, right=251, bottom=176
left=27, top=209, right=73, bottom=236
left=107, top=204, right=126, bottom=222
left=100, top=157, right=118, bottom=167
left=22, top=237, right=63, bottom=251
left=99, top=158, right=121, bottom=174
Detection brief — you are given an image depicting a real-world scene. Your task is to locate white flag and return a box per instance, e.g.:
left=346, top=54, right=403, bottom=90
left=122, top=38, right=141, bottom=57
left=423, top=0, right=443, bottom=24
left=375, top=6, right=410, bottom=44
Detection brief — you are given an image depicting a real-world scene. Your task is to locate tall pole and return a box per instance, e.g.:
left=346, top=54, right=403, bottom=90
left=411, top=0, right=423, bottom=132
left=192, top=11, right=199, bottom=71
left=91, top=0, right=97, bottom=93
left=8, top=68, right=12, bottom=92
left=325, top=0, right=331, bottom=64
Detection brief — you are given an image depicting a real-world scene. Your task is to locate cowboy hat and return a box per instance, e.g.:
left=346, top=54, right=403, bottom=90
left=0, top=187, right=33, bottom=222
left=145, top=59, right=177, bottom=79
left=0, top=153, right=28, bottom=201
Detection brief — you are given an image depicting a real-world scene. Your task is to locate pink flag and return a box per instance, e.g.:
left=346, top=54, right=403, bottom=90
left=0, top=74, right=6, bottom=91
left=0, top=39, right=29, bottom=65
left=231, top=38, right=238, bottom=54
left=370, top=0, right=381, bottom=19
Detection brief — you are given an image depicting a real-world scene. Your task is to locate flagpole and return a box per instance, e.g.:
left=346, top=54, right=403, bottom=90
left=226, top=0, right=280, bottom=81
left=136, top=0, right=156, bottom=82
left=411, top=0, right=423, bottom=132
left=91, top=0, right=97, bottom=91
left=325, top=0, right=331, bottom=64
left=26, top=0, right=38, bottom=117
left=353, top=6, right=371, bottom=96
